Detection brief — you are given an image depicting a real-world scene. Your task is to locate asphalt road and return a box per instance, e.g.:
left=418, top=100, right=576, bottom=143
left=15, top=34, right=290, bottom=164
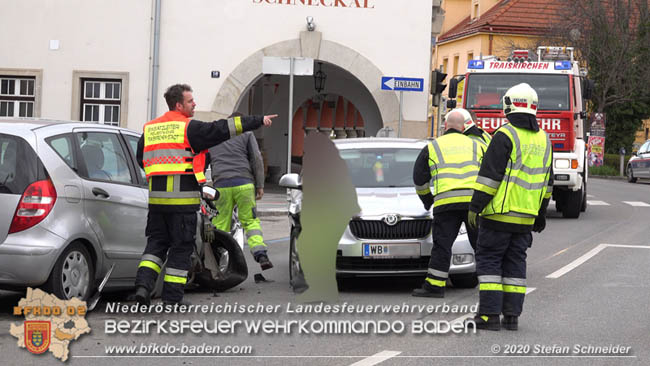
left=1, top=178, right=649, bottom=365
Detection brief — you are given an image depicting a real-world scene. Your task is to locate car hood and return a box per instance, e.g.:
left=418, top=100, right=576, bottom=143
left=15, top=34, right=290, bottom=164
left=355, top=187, right=430, bottom=218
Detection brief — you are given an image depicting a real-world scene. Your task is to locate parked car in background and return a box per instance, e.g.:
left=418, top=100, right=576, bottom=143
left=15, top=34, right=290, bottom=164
left=280, top=138, right=477, bottom=289
left=628, top=139, right=650, bottom=183
left=0, top=118, right=149, bottom=300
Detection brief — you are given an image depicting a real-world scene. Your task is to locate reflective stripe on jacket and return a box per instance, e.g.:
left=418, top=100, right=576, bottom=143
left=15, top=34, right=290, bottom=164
left=427, top=133, right=481, bottom=209
left=474, top=123, right=552, bottom=225
left=143, top=111, right=211, bottom=206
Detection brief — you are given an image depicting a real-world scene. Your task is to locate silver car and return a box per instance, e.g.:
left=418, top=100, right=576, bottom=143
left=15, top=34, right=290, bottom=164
left=0, top=118, right=148, bottom=300
left=627, top=139, right=650, bottom=183
left=280, top=138, right=477, bottom=288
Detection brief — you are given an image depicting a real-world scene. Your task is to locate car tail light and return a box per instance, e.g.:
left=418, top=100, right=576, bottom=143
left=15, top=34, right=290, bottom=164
left=8, top=179, right=57, bottom=234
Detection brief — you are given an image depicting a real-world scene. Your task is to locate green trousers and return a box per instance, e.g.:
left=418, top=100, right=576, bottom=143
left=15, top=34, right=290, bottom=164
left=211, top=183, right=267, bottom=255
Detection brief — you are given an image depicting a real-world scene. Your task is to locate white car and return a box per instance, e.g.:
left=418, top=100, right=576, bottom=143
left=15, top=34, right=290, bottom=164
left=280, top=138, right=477, bottom=289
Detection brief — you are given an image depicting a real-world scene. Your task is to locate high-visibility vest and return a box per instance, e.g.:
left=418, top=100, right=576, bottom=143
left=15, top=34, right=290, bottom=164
left=142, top=111, right=208, bottom=206
left=427, top=133, right=481, bottom=209
left=474, top=123, right=552, bottom=225
left=467, top=130, right=492, bottom=151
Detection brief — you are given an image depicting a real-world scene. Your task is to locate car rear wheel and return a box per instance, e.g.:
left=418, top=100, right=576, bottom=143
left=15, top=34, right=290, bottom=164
left=628, top=166, right=637, bottom=183
left=450, top=272, right=478, bottom=288
left=44, top=242, right=95, bottom=301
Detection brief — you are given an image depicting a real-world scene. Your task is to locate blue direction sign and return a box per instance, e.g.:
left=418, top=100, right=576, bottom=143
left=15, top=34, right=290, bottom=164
left=381, top=76, right=424, bottom=92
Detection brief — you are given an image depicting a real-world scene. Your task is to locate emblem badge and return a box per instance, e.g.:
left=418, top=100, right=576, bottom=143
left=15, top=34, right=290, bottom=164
left=383, top=214, right=400, bottom=226
left=25, top=321, right=51, bottom=354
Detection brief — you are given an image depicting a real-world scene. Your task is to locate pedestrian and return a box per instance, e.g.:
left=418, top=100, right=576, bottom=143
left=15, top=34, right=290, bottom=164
left=464, top=108, right=492, bottom=151
left=467, top=83, right=553, bottom=330
left=134, top=83, right=276, bottom=306
left=412, top=109, right=482, bottom=298
left=208, top=112, right=272, bottom=270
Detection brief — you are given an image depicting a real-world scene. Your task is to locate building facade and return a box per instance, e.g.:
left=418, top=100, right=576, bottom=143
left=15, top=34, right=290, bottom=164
left=1, top=0, right=441, bottom=175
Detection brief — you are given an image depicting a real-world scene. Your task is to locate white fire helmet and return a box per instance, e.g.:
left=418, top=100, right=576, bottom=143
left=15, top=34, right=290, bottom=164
left=502, top=83, right=538, bottom=116
left=445, top=108, right=475, bottom=132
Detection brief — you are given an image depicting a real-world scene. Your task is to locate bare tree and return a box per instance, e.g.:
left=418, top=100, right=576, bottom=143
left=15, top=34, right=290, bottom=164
left=549, top=0, right=650, bottom=113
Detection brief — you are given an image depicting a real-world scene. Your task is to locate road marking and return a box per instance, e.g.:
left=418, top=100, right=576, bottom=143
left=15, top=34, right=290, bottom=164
left=623, top=201, right=650, bottom=207
left=552, top=248, right=569, bottom=257
left=547, top=244, right=650, bottom=279
left=349, top=351, right=401, bottom=366
left=587, top=200, right=610, bottom=206
left=526, top=287, right=537, bottom=294
left=266, top=237, right=289, bottom=244
left=587, top=194, right=595, bottom=198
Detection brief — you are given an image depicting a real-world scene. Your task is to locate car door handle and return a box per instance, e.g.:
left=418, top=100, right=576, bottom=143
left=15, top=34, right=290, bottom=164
left=92, top=187, right=110, bottom=198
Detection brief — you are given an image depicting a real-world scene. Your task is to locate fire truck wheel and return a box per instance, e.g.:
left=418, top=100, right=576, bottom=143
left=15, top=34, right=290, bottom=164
left=562, top=189, right=582, bottom=218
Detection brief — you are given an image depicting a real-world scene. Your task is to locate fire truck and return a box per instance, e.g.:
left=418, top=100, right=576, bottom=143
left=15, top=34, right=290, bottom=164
left=447, top=47, right=594, bottom=218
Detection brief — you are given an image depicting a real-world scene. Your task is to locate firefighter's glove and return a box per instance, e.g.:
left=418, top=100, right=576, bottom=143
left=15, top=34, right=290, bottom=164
left=467, top=210, right=478, bottom=230
left=533, top=215, right=546, bottom=233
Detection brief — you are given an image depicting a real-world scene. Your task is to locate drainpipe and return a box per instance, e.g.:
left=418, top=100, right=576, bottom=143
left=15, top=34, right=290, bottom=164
left=150, top=0, right=161, bottom=120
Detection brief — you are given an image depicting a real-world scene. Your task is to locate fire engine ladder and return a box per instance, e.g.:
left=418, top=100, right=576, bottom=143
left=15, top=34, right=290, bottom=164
left=538, top=46, right=574, bottom=62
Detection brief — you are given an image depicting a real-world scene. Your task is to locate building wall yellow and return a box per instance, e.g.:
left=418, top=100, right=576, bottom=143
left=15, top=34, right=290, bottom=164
left=441, top=0, right=471, bottom=35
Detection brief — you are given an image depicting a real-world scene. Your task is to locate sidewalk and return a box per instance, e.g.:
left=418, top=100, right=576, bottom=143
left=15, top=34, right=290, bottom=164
left=257, top=183, right=289, bottom=217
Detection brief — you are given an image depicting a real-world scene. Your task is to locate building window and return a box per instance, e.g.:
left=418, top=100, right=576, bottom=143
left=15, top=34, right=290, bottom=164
left=0, top=76, right=35, bottom=117
left=468, top=52, right=474, bottom=62
left=472, top=1, right=479, bottom=20
left=80, top=79, right=121, bottom=126
left=453, top=55, right=460, bottom=76
left=442, top=58, right=449, bottom=74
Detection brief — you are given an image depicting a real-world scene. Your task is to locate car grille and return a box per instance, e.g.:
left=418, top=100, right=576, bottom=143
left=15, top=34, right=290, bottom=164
left=349, top=219, right=431, bottom=239
left=337, top=256, right=430, bottom=271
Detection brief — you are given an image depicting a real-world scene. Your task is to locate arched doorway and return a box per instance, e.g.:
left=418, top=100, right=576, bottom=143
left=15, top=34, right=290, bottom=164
left=211, top=34, right=400, bottom=178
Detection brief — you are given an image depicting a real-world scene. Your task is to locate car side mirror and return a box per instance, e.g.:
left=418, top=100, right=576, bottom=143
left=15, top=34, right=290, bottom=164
left=279, top=173, right=302, bottom=190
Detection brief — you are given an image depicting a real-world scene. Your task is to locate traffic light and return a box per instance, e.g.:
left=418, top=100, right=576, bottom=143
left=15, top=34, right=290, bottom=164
left=431, top=70, right=447, bottom=95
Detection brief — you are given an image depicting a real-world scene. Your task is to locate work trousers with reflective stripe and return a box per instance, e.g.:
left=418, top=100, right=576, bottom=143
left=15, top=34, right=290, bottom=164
left=212, top=183, right=266, bottom=256
left=426, top=209, right=478, bottom=287
left=476, top=226, right=530, bottom=316
left=135, top=212, right=196, bottom=302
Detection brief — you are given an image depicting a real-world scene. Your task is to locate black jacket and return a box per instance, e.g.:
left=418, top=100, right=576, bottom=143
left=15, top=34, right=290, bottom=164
left=469, top=113, right=553, bottom=233
left=137, top=115, right=263, bottom=212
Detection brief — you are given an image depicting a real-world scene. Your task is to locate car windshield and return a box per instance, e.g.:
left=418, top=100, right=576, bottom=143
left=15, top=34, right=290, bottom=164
left=339, top=147, right=420, bottom=188
left=465, top=73, right=570, bottom=111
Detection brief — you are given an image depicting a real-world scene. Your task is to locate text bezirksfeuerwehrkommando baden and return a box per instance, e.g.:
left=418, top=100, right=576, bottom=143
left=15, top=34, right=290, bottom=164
left=105, top=301, right=475, bottom=315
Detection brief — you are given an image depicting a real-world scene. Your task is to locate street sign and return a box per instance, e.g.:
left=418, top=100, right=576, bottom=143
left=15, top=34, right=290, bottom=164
left=381, top=76, right=424, bottom=92
left=263, top=57, right=314, bottom=76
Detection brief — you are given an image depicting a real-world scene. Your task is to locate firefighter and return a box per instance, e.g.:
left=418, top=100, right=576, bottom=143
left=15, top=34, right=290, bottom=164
left=134, top=84, right=276, bottom=305
left=463, top=108, right=492, bottom=151
left=208, top=112, right=272, bottom=270
left=467, top=83, right=553, bottom=330
left=412, top=109, right=482, bottom=298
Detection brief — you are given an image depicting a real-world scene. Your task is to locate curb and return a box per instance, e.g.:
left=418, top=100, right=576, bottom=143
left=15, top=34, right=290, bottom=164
left=590, top=175, right=627, bottom=180
left=258, top=210, right=288, bottom=217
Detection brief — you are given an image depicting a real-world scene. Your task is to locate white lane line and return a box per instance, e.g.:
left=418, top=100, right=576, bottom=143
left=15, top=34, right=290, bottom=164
left=547, top=244, right=650, bottom=279
left=451, top=313, right=474, bottom=325
left=349, top=351, right=401, bottom=366
left=547, top=244, right=608, bottom=279
left=587, top=200, right=610, bottom=206
left=526, top=287, right=537, bottom=295
left=587, top=194, right=595, bottom=198
left=623, top=201, right=650, bottom=207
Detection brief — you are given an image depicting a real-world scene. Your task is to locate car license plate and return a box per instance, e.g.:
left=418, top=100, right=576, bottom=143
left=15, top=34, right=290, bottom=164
left=363, top=243, right=420, bottom=258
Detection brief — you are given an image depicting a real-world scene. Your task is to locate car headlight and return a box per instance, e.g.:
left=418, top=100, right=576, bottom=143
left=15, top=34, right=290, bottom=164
left=452, top=254, right=474, bottom=265
left=554, top=159, right=570, bottom=169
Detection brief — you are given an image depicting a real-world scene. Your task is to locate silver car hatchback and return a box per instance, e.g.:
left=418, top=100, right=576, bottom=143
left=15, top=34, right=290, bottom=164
left=0, top=118, right=148, bottom=300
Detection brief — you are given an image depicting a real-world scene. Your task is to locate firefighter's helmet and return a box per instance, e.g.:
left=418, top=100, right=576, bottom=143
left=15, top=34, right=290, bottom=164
left=502, top=83, right=538, bottom=116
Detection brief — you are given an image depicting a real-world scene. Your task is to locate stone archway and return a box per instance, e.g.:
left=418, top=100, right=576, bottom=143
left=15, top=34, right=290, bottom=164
left=210, top=31, right=399, bottom=128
